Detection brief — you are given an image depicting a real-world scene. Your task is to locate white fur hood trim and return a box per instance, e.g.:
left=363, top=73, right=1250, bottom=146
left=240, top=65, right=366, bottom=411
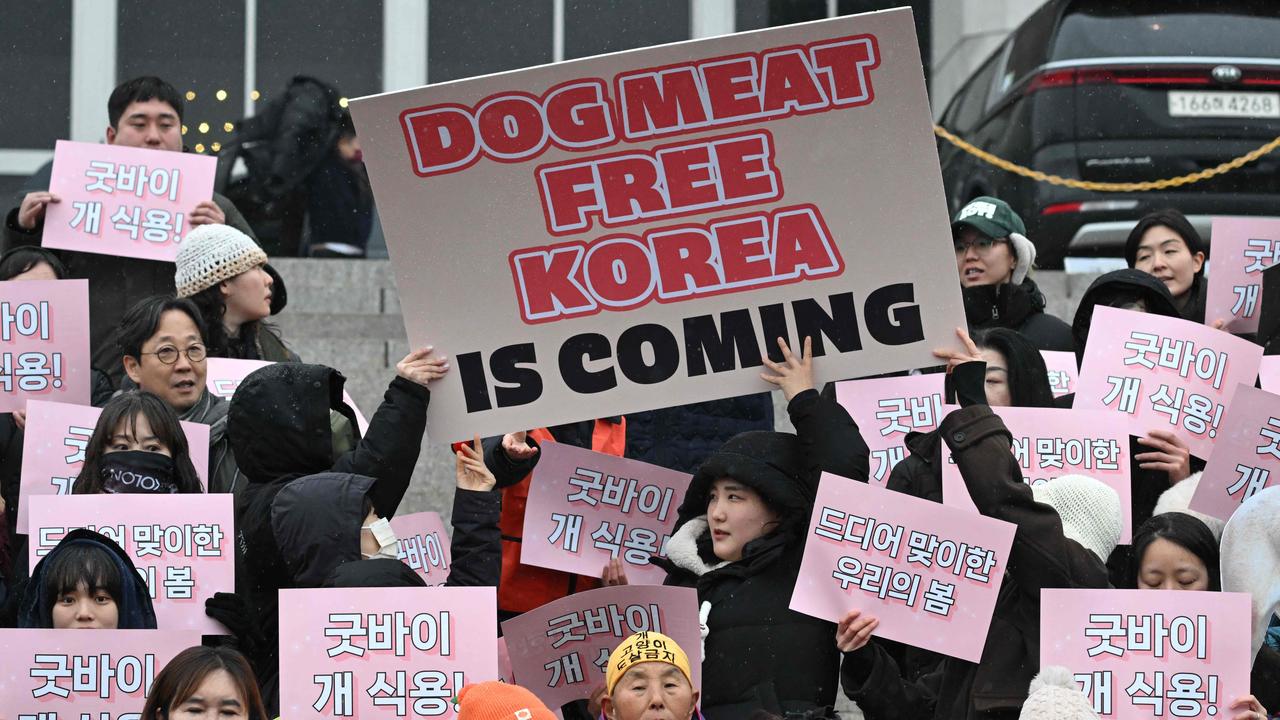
left=665, top=516, right=730, bottom=577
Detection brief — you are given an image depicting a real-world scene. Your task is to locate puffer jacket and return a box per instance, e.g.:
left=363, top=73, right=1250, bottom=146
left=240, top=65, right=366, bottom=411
left=963, top=278, right=1073, bottom=352
left=625, top=394, right=775, bottom=474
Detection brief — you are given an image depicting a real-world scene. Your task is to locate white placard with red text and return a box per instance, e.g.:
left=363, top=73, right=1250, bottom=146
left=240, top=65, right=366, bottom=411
left=0, top=278, right=90, bottom=413
left=834, top=374, right=944, bottom=485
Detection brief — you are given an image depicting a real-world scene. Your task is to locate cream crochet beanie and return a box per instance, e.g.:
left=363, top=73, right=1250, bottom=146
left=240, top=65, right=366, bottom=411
left=175, top=223, right=268, bottom=298
left=1019, top=666, right=1099, bottom=719
left=1220, top=484, right=1280, bottom=660
left=1153, top=472, right=1226, bottom=542
left=1031, top=474, right=1122, bottom=562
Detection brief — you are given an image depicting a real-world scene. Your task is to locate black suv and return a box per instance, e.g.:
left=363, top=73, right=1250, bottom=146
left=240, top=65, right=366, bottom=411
left=936, top=0, right=1280, bottom=269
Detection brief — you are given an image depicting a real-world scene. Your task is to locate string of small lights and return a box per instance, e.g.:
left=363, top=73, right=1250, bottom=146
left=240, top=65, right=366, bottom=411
left=179, top=88, right=349, bottom=154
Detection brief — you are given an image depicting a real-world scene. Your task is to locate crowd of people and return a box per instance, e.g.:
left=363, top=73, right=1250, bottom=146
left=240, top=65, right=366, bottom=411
left=0, top=74, right=1276, bottom=720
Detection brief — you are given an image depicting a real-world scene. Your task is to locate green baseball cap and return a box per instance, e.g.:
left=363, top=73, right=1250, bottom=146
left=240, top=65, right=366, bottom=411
left=951, top=196, right=1026, bottom=239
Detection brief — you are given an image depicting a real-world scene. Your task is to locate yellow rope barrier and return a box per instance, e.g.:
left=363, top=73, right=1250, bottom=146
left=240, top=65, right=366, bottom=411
left=933, top=124, right=1280, bottom=193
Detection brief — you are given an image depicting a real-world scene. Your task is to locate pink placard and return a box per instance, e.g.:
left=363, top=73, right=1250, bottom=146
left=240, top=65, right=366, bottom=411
left=1075, top=305, right=1262, bottom=460
left=389, top=511, right=452, bottom=585
left=1258, top=356, right=1280, bottom=392
left=497, top=637, right=516, bottom=684
left=27, top=494, right=234, bottom=634
left=1204, top=217, right=1280, bottom=333
left=834, top=374, right=945, bottom=485
left=278, top=586, right=498, bottom=718
left=0, top=629, right=202, bottom=717
left=521, top=442, right=689, bottom=585
left=1041, top=350, right=1079, bottom=398
left=500, top=585, right=701, bottom=709
left=789, top=473, right=1016, bottom=662
left=1190, top=384, right=1280, bottom=521
left=43, top=139, right=216, bottom=261
left=1040, top=589, right=1252, bottom=718
left=0, top=278, right=90, bottom=413
left=205, top=356, right=370, bottom=435
left=939, top=406, right=1133, bottom=543
left=17, top=399, right=210, bottom=534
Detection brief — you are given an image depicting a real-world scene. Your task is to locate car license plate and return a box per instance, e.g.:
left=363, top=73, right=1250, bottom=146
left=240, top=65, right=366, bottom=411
left=1168, top=91, right=1280, bottom=118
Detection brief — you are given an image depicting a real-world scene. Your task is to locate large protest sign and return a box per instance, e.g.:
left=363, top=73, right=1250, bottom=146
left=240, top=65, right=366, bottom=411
left=1258, top=355, right=1280, bottom=392
left=28, top=494, right=234, bottom=633
left=790, top=473, right=1015, bottom=662
left=389, top=511, right=452, bottom=585
left=350, top=9, right=966, bottom=440
left=940, top=406, right=1133, bottom=542
left=0, top=278, right=90, bottom=413
left=500, top=585, right=701, bottom=709
left=278, top=586, right=497, bottom=718
left=17, top=399, right=210, bottom=533
left=42, top=139, right=216, bottom=261
left=0, top=629, right=201, bottom=718
left=205, top=356, right=370, bottom=434
left=521, top=442, right=687, bottom=585
left=1075, top=305, right=1262, bottom=460
left=1204, top=217, right=1280, bottom=333
left=1189, top=384, right=1280, bottom=521
left=1042, top=350, right=1079, bottom=398
left=834, top=374, right=944, bottom=485
left=1040, top=589, right=1251, bottom=718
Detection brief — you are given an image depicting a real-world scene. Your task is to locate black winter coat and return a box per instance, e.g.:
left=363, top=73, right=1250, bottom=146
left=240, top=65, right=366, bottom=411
left=842, top=405, right=1112, bottom=719
left=625, top=394, right=775, bottom=473
left=963, top=278, right=1073, bottom=352
left=18, top=528, right=157, bottom=628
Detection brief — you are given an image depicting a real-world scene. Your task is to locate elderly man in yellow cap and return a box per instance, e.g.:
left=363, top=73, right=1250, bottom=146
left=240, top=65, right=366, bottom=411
left=600, top=630, right=702, bottom=720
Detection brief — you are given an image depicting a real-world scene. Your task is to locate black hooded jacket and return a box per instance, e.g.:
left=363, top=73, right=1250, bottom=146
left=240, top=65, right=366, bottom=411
left=18, top=528, right=157, bottom=629
left=963, top=278, right=1073, bottom=352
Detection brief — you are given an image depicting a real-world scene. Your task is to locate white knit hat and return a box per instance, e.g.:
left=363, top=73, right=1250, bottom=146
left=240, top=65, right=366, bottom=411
left=1153, top=472, right=1226, bottom=542
left=1031, top=474, right=1122, bottom=562
left=1220, top=485, right=1280, bottom=660
left=1019, top=667, right=1099, bottom=720
left=174, top=223, right=269, bottom=298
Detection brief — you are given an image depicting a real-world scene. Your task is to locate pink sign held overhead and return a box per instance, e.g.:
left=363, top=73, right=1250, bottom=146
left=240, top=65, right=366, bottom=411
left=389, top=511, right=452, bottom=585
left=27, top=494, right=234, bottom=634
left=278, top=586, right=498, bottom=719
left=0, top=278, right=90, bottom=413
left=205, top=356, right=370, bottom=435
left=1190, top=384, right=1280, bottom=521
left=834, top=374, right=945, bottom=485
left=789, top=473, right=1016, bottom=662
left=0, top=629, right=201, bottom=718
left=500, top=585, right=701, bottom=709
left=43, top=139, right=216, bottom=262
left=1040, top=589, right=1252, bottom=719
left=1041, top=350, right=1079, bottom=398
left=17, top=399, right=210, bottom=534
left=522, top=442, right=689, bottom=585
left=1204, top=217, right=1280, bottom=333
left=939, top=406, right=1133, bottom=542
left=1075, top=305, right=1262, bottom=460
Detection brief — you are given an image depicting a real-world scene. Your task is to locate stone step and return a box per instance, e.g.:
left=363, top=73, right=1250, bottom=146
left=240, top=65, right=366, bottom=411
left=271, top=258, right=395, bottom=288
left=273, top=313, right=406, bottom=341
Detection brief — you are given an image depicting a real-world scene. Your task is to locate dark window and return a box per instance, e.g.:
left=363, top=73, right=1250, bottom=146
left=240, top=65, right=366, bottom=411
left=950, top=51, right=1001, bottom=132
left=0, top=1, right=71, bottom=148
left=429, top=0, right=553, bottom=83
left=735, top=0, right=771, bottom=31
left=999, top=1, right=1059, bottom=93
left=564, top=0, right=689, bottom=60
left=1053, top=1, right=1280, bottom=61
left=256, top=0, right=383, bottom=101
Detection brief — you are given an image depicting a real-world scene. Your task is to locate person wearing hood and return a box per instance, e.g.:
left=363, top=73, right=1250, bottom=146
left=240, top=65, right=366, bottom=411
left=1220, top=486, right=1280, bottom=715
left=641, top=336, right=869, bottom=719
left=954, top=196, right=1073, bottom=352
left=16, top=528, right=157, bottom=629
left=1125, top=209, right=1208, bottom=323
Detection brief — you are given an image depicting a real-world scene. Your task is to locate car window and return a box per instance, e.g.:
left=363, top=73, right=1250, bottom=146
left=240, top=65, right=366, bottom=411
left=997, top=1, right=1059, bottom=94
left=1053, top=0, right=1280, bottom=61
left=950, top=51, right=1001, bottom=132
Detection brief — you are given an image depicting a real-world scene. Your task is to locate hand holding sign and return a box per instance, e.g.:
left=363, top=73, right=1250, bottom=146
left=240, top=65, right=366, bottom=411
left=1135, top=428, right=1193, bottom=484
left=932, top=326, right=984, bottom=373
left=456, top=435, right=496, bottom=492
left=834, top=609, right=879, bottom=652
left=760, top=336, right=815, bottom=401
left=188, top=198, right=225, bottom=226
left=17, top=191, right=61, bottom=229
left=396, top=345, right=450, bottom=387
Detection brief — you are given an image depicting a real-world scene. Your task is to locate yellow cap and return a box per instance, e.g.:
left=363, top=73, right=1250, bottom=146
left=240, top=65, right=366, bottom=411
left=605, top=631, right=693, bottom=695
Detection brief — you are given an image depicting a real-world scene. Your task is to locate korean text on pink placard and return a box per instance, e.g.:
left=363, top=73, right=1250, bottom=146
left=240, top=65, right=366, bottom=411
left=1074, top=305, right=1262, bottom=460
left=1041, top=350, right=1079, bottom=398
left=1190, top=384, right=1280, bottom=521
left=28, top=494, right=234, bottom=634
left=790, top=473, right=1016, bottom=662
left=0, top=278, right=90, bottom=413
left=43, top=139, right=216, bottom=262
left=0, top=629, right=201, bottom=717
left=521, top=443, right=689, bottom=585
left=834, top=374, right=944, bottom=484
left=500, top=585, right=701, bottom=709
left=389, top=511, right=452, bottom=585
left=1204, top=217, right=1280, bottom=333
left=278, top=586, right=497, bottom=719
left=1040, top=589, right=1252, bottom=719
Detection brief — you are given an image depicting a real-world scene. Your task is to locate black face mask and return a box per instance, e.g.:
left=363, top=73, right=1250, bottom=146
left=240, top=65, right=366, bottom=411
left=99, top=451, right=178, bottom=494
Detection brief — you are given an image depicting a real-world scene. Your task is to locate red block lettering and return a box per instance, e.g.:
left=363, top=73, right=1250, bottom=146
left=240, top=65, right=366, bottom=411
left=717, top=216, right=774, bottom=284
left=477, top=95, right=546, bottom=158
left=584, top=238, right=656, bottom=307
left=597, top=155, right=666, bottom=221
left=511, top=248, right=596, bottom=321
left=401, top=106, right=478, bottom=176
left=618, top=68, right=710, bottom=138
left=545, top=81, right=615, bottom=148
left=702, top=57, right=764, bottom=120
left=810, top=37, right=880, bottom=106
left=773, top=207, right=841, bottom=278
left=761, top=48, right=829, bottom=113
left=650, top=228, right=720, bottom=299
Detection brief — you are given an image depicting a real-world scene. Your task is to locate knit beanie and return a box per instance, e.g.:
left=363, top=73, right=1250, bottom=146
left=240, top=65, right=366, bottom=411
left=1153, top=472, right=1225, bottom=542
left=1220, top=485, right=1280, bottom=660
left=174, top=223, right=269, bottom=298
left=1030, top=474, right=1122, bottom=562
left=456, top=681, right=555, bottom=720
left=1018, top=666, right=1100, bottom=720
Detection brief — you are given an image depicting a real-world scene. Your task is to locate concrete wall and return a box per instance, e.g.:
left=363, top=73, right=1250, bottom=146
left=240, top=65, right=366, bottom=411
left=930, top=0, right=1048, bottom=115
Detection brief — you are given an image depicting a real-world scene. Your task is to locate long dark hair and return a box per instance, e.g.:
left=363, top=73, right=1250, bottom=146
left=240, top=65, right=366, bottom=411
left=0, top=246, right=67, bottom=280
left=189, top=283, right=283, bottom=359
left=1128, top=512, right=1221, bottom=591
left=972, top=327, right=1056, bottom=408
left=72, top=391, right=203, bottom=494
left=1124, top=208, right=1206, bottom=272
left=141, top=646, right=268, bottom=720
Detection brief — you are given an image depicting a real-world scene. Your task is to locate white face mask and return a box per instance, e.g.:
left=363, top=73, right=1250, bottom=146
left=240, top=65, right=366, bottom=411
left=360, top=517, right=400, bottom=560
